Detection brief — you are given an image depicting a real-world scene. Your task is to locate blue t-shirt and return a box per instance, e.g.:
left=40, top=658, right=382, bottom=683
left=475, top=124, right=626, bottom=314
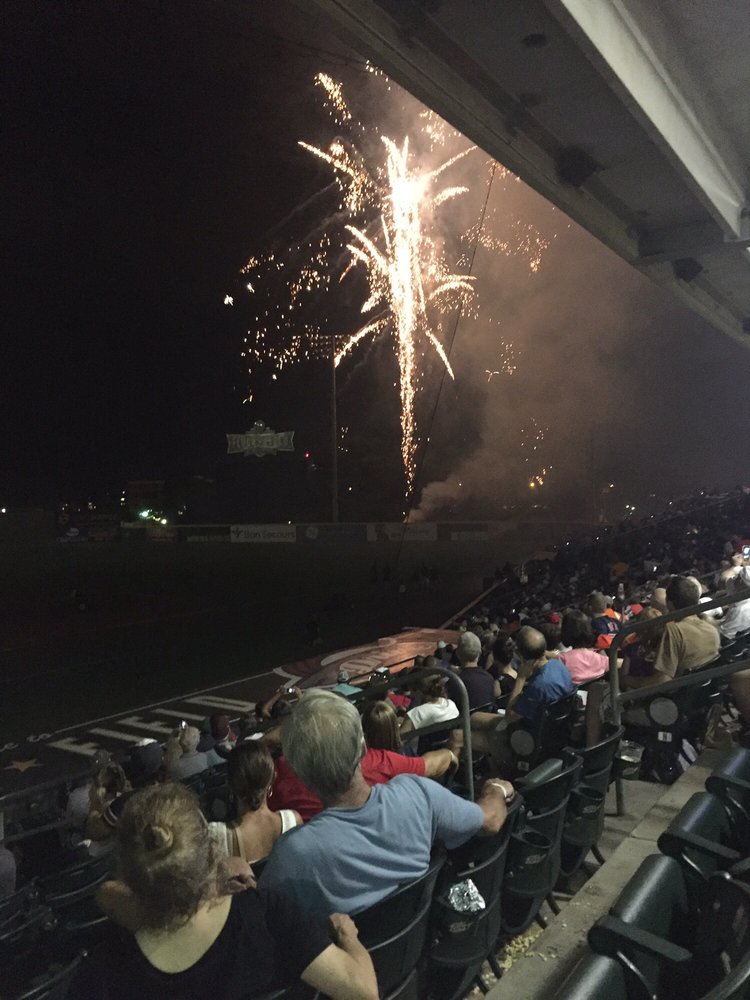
left=514, top=658, right=575, bottom=723
left=259, top=774, right=484, bottom=915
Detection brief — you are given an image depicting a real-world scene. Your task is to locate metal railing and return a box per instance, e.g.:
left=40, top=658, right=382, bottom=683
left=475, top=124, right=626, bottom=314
left=607, top=586, right=750, bottom=814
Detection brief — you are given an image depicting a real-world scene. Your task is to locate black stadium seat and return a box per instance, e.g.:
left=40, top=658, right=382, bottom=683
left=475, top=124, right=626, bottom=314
left=502, top=752, right=582, bottom=935
left=706, top=747, right=750, bottom=830
left=657, top=792, right=743, bottom=885
left=560, top=723, right=624, bottom=877
left=38, top=853, right=113, bottom=911
left=507, top=692, right=580, bottom=777
left=355, top=855, right=445, bottom=1000
left=12, top=950, right=87, bottom=1000
left=588, top=854, right=750, bottom=999
left=428, top=796, right=522, bottom=999
left=552, top=951, right=644, bottom=1000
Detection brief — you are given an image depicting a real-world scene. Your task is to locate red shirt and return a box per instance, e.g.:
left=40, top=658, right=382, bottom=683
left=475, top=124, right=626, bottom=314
left=271, top=749, right=426, bottom=821
left=387, top=691, right=411, bottom=710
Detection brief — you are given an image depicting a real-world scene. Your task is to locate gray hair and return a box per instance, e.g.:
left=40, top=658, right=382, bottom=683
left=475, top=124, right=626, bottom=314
left=281, top=690, right=364, bottom=803
left=456, top=631, right=481, bottom=665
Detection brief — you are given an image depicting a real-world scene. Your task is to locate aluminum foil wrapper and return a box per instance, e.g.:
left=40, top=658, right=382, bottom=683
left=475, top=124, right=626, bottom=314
left=447, top=878, right=485, bottom=913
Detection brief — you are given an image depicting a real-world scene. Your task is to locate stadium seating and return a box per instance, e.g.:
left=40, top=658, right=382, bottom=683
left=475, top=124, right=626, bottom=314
left=705, top=746, right=750, bottom=827
left=507, top=692, right=580, bottom=777
left=554, top=752, right=750, bottom=999
left=587, top=855, right=750, bottom=999
left=428, top=797, right=522, bottom=999
left=657, top=791, right=744, bottom=884
left=560, top=723, right=624, bottom=877
left=12, top=951, right=87, bottom=1000
left=356, top=855, right=445, bottom=1000
left=502, top=752, right=582, bottom=934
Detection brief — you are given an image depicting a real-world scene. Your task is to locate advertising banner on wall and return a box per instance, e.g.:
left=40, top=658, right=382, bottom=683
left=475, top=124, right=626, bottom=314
left=230, top=524, right=297, bottom=543
left=366, top=522, right=438, bottom=542
left=298, top=523, right=367, bottom=543
left=447, top=523, right=490, bottom=542
left=146, top=524, right=178, bottom=542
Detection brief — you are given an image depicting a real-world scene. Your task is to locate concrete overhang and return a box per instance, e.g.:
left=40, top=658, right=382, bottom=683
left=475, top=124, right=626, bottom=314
left=298, top=0, right=750, bottom=345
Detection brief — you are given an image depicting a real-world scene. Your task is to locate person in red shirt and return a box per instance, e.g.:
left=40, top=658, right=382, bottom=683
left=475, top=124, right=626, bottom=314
left=271, top=744, right=457, bottom=821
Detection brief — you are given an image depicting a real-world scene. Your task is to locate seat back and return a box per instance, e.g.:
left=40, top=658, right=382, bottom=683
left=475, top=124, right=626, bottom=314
left=431, top=797, right=521, bottom=956
left=0, top=882, right=39, bottom=929
left=14, top=950, right=86, bottom=1000
left=658, top=792, right=741, bottom=883
left=611, top=853, right=692, bottom=945
left=570, top=724, right=625, bottom=778
left=510, top=694, right=579, bottom=774
left=0, top=903, right=52, bottom=965
left=428, top=895, right=503, bottom=1000
left=38, top=853, right=113, bottom=908
left=696, top=874, right=750, bottom=1000
left=706, top=749, right=750, bottom=837
left=517, top=752, right=583, bottom=814
left=502, top=755, right=582, bottom=928
left=551, top=951, right=645, bottom=1000
left=355, top=856, right=444, bottom=948
left=362, top=857, right=445, bottom=997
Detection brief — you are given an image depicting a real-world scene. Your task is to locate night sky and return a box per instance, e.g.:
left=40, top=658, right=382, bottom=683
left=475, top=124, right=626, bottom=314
left=4, top=1, right=750, bottom=521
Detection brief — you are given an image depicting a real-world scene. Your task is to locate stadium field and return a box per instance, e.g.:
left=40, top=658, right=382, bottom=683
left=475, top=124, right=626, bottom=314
left=1, top=531, right=547, bottom=741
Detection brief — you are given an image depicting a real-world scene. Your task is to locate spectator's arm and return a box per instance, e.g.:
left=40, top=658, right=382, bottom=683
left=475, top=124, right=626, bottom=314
left=399, top=716, right=414, bottom=735
left=301, top=914, right=378, bottom=1000
left=95, top=880, right=143, bottom=932
left=421, top=748, right=458, bottom=778
left=475, top=779, right=513, bottom=836
left=506, top=670, right=528, bottom=710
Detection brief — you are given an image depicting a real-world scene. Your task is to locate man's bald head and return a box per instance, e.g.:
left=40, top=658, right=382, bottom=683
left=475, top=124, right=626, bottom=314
left=515, top=626, right=547, bottom=661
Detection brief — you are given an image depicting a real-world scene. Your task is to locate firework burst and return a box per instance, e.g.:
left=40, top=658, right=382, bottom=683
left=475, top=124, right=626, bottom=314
left=239, top=71, right=548, bottom=496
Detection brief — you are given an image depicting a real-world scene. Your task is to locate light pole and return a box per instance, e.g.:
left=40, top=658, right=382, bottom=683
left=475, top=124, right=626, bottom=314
left=330, top=345, right=339, bottom=523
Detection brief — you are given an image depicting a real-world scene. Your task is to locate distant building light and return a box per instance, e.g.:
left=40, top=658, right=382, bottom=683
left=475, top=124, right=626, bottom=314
left=0, top=508, right=6, bottom=514
left=139, top=509, right=151, bottom=519
left=159, top=518, right=168, bottom=525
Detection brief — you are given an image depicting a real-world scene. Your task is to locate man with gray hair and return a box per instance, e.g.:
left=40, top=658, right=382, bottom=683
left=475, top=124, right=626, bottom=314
left=446, top=630, right=500, bottom=709
left=259, top=690, right=512, bottom=916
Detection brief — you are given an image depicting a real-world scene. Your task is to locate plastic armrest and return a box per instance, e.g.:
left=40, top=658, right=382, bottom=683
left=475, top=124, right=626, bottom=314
left=589, top=915, right=693, bottom=965
left=660, top=830, right=741, bottom=863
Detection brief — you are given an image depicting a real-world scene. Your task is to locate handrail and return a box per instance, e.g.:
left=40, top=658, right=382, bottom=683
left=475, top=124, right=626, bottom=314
left=440, top=579, right=501, bottom=629
left=607, top=586, right=750, bottom=814
left=617, top=656, right=750, bottom=704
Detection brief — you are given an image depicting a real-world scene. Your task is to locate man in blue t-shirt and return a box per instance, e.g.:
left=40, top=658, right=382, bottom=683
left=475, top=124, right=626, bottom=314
left=259, top=690, right=514, bottom=916
left=470, top=626, right=576, bottom=769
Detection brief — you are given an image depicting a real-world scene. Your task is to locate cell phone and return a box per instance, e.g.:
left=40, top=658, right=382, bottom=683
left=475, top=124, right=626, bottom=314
left=743, top=545, right=750, bottom=560
left=285, top=687, right=295, bottom=694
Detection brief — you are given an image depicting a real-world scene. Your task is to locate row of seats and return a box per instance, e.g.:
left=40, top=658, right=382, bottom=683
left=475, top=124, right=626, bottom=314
left=554, top=747, right=750, bottom=999
left=0, top=851, right=113, bottom=998
left=0, top=725, right=623, bottom=1000
left=280, top=725, right=623, bottom=1000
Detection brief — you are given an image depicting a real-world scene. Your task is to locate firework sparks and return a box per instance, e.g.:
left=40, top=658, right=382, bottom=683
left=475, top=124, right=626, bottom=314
left=485, top=341, right=517, bottom=380
left=521, top=418, right=550, bottom=489
left=237, top=72, right=548, bottom=495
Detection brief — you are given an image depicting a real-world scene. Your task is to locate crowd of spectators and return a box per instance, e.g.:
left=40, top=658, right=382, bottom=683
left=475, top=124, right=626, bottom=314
left=4, top=487, right=750, bottom=999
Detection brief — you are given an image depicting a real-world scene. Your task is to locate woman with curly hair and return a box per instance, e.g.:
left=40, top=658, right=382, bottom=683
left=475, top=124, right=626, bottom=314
left=74, top=782, right=377, bottom=999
